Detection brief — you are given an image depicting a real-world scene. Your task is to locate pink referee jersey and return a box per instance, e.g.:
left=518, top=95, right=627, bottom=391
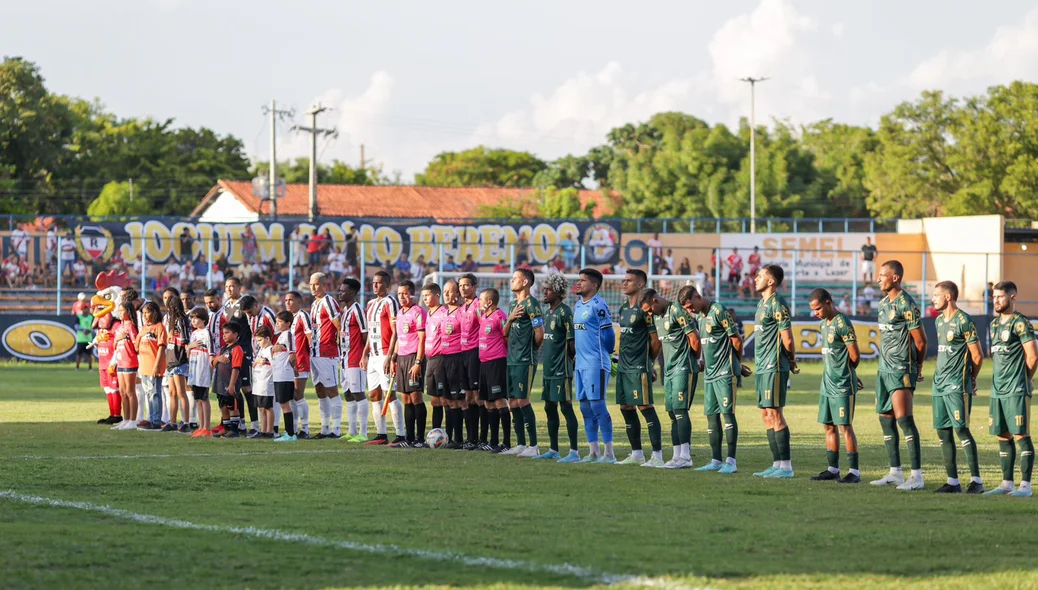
left=395, top=305, right=426, bottom=356
left=459, top=299, right=481, bottom=352
left=425, top=306, right=446, bottom=357
left=439, top=306, right=463, bottom=356
left=479, top=308, right=507, bottom=362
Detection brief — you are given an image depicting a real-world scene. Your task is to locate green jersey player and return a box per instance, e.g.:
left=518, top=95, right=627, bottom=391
left=683, top=287, right=745, bottom=474
left=930, top=281, right=985, bottom=494
left=503, top=268, right=545, bottom=457
left=640, top=288, right=700, bottom=469
left=616, top=270, right=664, bottom=467
left=983, top=281, right=1037, bottom=497
left=872, top=260, right=928, bottom=491
left=808, top=289, right=862, bottom=484
left=532, top=273, right=581, bottom=462
left=752, top=264, right=799, bottom=479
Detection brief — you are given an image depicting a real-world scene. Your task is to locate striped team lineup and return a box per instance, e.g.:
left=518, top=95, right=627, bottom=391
left=91, top=260, right=1036, bottom=497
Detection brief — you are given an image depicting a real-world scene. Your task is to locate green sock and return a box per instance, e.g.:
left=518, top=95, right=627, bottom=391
left=522, top=404, right=537, bottom=446
left=766, top=428, right=778, bottom=462
left=879, top=416, right=901, bottom=468
left=511, top=407, right=526, bottom=446
left=937, top=428, right=957, bottom=479
left=826, top=450, right=839, bottom=469
left=621, top=408, right=642, bottom=451
left=897, top=416, right=921, bottom=470
left=641, top=407, right=662, bottom=453
left=1019, top=437, right=1035, bottom=482
left=670, top=411, right=680, bottom=447
left=675, top=410, right=692, bottom=446
left=707, top=413, right=723, bottom=462
left=544, top=402, right=559, bottom=452
left=560, top=402, right=579, bottom=451
left=847, top=452, right=859, bottom=471
left=956, top=428, right=980, bottom=478
left=999, top=439, right=1016, bottom=481
left=723, top=413, right=738, bottom=459
left=775, top=427, right=791, bottom=461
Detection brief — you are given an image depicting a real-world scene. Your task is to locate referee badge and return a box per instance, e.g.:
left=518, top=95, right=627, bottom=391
left=401, top=323, right=409, bottom=334
left=445, top=323, right=453, bottom=334
left=1001, top=329, right=1010, bottom=342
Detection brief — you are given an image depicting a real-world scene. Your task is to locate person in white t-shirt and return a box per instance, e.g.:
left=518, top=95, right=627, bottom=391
left=10, top=227, right=28, bottom=259
left=60, top=237, right=76, bottom=276
left=45, top=228, right=57, bottom=266
left=73, top=260, right=87, bottom=285
left=186, top=307, right=214, bottom=436
left=272, top=311, right=299, bottom=442
left=165, top=258, right=182, bottom=280
left=251, top=325, right=276, bottom=438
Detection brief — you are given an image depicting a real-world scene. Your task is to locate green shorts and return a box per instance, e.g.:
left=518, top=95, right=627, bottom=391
left=703, top=376, right=736, bottom=415
left=932, top=390, right=972, bottom=430
left=616, top=371, right=654, bottom=406
left=989, top=395, right=1031, bottom=436
left=664, top=371, right=697, bottom=412
left=876, top=370, right=916, bottom=414
left=756, top=371, right=788, bottom=409
left=542, top=378, right=572, bottom=403
left=507, top=364, right=536, bottom=400
left=818, top=394, right=856, bottom=426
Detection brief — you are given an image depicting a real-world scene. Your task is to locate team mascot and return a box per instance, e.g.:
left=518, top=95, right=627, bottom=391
left=89, top=270, right=130, bottom=424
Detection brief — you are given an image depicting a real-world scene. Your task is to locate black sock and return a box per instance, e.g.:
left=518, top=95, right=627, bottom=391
left=404, top=402, right=415, bottom=443
left=283, top=411, right=295, bottom=436
left=415, top=403, right=427, bottom=441
left=479, top=405, right=490, bottom=444
left=879, top=415, right=901, bottom=468
left=545, top=402, right=560, bottom=452
left=641, top=407, right=662, bottom=452
left=560, top=402, right=579, bottom=451
left=897, top=415, right=921, bottom=470
left=445, top=407, right=456, bottom=441
left=766, top=428, right=777, bottom=461
left=621, top=408, right=642, bottom=451
left=723, top=412, right=739, bottom=460
left=500, top=408, right=512, bottom=447
left=938, top=427, right=957, bottom=479
left=489, top=408, right=500, bottom=446
left=466, top=406, right=478, bottom=443
left=432, top=405, right=444, bottom=429
left=707, top=413, right=723, bottom=462
left=452, top=408, right=465, bottom=443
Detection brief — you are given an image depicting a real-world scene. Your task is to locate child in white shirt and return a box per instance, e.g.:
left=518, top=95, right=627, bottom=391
left=251, top=325, right=276, bottom=438
left=273, top=311, right=299, bottom=442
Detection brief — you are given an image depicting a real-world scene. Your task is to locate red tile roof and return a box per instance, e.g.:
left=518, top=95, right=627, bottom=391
left=193, top=180, right=618, bottom=221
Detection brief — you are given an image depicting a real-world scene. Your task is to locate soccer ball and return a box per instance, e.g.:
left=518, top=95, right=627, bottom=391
left=426, top=428, right=448, bottom=449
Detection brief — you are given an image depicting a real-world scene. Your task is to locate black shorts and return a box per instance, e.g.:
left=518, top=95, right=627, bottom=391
left=274, top=382, right=295, bottom=404
left=425, top=356, right=445, bottom=398
left=441, top=353, right=467, bottom=400
left=395, top=353, right=423, bottom=394
left=191, top=385, right=209, bottom=401
left=217, top=393, right=237, bottom=410
left=255, top=395, right=274, bottom=409
left=77, top=342, right=90, bottom=355
left=238, top=357, right=253, bottom=389
left=478, top=357, right=507, bottom=402
left=463, top=348, right=480, bottom=391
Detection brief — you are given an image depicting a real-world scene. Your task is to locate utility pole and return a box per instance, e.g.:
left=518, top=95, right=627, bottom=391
left=740, top=77, right=768, bottom=234
left=293, top=104, right=337, bottom=222
left=359, top=144, right=366, bottom=170
left=261, top=100, right=294, bottom=219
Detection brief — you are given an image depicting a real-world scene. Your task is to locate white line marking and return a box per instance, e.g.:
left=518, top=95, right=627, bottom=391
left=0, top=490, right=703, bottom=588
left=6, top=449, right=368, bottom=461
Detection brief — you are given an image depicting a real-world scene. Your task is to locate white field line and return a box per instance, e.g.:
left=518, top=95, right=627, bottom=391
left=0, top=490, right=704, bottom=589
left=6, top=449, right=369, bottom=461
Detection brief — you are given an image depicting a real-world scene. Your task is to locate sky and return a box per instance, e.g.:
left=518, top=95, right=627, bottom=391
left=5, top=0, right=1038, bottom=181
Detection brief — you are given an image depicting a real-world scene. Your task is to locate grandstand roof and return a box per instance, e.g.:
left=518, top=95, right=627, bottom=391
left=192, top=180, right=619, bottom=222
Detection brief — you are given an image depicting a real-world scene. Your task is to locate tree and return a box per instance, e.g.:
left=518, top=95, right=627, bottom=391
left=86, top=181, right=152, bottom=216
left=251, top=158, right=378, bottom=186
left=795, top=120, right=875, bottom=218
left=416, top=146, right=546, bottom=187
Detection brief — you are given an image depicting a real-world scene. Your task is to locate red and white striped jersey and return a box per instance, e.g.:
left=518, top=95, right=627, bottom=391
left=365, top=295, right=399, bottom=357
left=248, top=306, right=277, bottom=352
left=207, top=307, right=227, bottom=349
left=339, top=302, right=367, bottom=369
left=310, top=295, right=341, bottom=359
left=291, top=310, right=312, bottom=373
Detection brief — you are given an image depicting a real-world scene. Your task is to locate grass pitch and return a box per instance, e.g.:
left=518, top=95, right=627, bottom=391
left=1, top=360, right=1036, bottom=589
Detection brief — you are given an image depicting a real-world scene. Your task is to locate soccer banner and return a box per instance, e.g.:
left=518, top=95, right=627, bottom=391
left=67, top=218, right=622, bottom=268
left=0, top=315, right=80, bottom=362
left=720, top=233, right=875, bottom=281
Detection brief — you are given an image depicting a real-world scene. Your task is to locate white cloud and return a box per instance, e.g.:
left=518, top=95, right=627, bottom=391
left=831, top=22, right=845, bottom=38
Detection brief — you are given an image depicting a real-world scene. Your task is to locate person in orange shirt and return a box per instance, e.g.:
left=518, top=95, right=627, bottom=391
left=135, top=302, right=168, bottom=431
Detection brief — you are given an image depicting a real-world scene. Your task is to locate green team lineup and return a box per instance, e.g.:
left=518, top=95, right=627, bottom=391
left=87, top=262, right=1035, bottom=496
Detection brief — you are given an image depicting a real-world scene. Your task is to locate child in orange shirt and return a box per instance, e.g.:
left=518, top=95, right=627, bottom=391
left=135, top=301, right=168, bottom=431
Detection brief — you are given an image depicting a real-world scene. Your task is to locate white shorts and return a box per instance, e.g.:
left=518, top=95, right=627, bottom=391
left=342, top=367, right=366, bottom=394
left=862, top=260, right=874, bottom=274
left=366, top=355, right=392, bottom=392
left=310, top=357, right=340, bottom=388
left=295, top=371, right=310, bottom=380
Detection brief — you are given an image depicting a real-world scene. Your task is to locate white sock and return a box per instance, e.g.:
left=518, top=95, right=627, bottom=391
left=680, top=443, right=690, bottom=461
left=372, top=400, right=387, bottom=435
left=1001, top=479, right=1015, bottom=490
left=273, top=402, right=282, bottom=432
left=296, top=399, right=310, bottom=433
left=389, top=398, right=404, bottom=436
left=330, top=396, right=343, bottom=435
left=135, top=382, right=146, bottom=421
left=849, top=468, right=860, bottom=476
left=971, top=476, right=983, bottom=484
left=161, top=384, right=171, bottom=424
left=653, top=450, right=664, bottom=461
left=1020, top=481, right=1033, bottom=492
left=346, top=400, right=359, bottom=436
left=631, top=449, right=645, bottom=461
left=890, top=466, right=903, bottom=475
left=604, top=442, right=614, bottom=457
left=318, top=398, right=331, bottom=434
left=725, top=457, right=737, bottom=466
left=828, top=466, right=840, bottom=474
left=357, top=400, right=370, bottom=437
left=947, top=477, right=960, bottom=486
left=186, top=390, right=197, bottom=423
left=671, top=446, right=680, bottom=461
left=589, top=441, right=600, bottom=457
left=773, top=460, right=781, bottom=468
left=779, top=460, right=792, bottom=470
left=911, top=469, right=923, bottom=480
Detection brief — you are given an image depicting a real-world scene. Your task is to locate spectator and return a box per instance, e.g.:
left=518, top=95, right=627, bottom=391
left=726, top=248, right=744, bottom=290
left=658, top=260, right=673, bottom=292
left=207, top=264, right=225, bottom=287
left=152, top=272, right=170, bottom=293
left=709, top=249, right=718, bottom=277
left=328, top=247, right=345, bottom=281
left=343, top=258, right=357, bottom=279
left=394, top=252, right=411, bottom=280
left=646, top=232, right=663, bottom=263
left=179, top=228, right=194, bottom=263
left=3, top=255, right=23, bottom=288
left=442, top=254, right=458, bottom=272
left=516, top=231, right=530, bottom=265
left=72, top=259, right=87, bottom=286
left=678, top=257, right=692, bottom=275
left=860, top=237, right=878, bottom=284
left=559, top=235, right=578, bottom=270
left=551, top=255, right=565, bottom=273
left=663, top=248, right=675, bottom=273
left=410, top=255, right=426, bottom=282
left=613, top=260, right=626, bottom=275
left=110, top=249, right=127, bottom=274
left=72, top=292, right=91, bottom=316
left=45, top=226, right=57, bottom=267
left=839, top=294, right=853, bottom=316
left=292, top=228, right=309, bottom=267
left=306, top=230, right=323, bottom=269
left=492, top=259, right=509, bottom=273
left=10, top=226, right=29, bottom=260
left=165, top=257, right=182, bottom=282
left=738, top=272, right=754, bottom=299
left=344, top=226, right=359, bottom=265
left=60, top=235, right=77, bottom=276
left=691, top=265, right=707, bottom=294
left=241, top=226, right=258, bottom=265
left=857, top=291, right=872, bottom=317
left=703, top=275, right=714, bottom=298
left=748, top=246, right=762, bottom=276
left=459, top=254, right=478, bottom=273
left=984, top=282, right=994, bottom=315
left=193, top=255, right=208, bottom=281
left=862, top=283, right=875, bottom=305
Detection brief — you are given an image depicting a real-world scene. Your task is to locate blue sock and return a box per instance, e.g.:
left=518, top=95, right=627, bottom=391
left=591, top=399, right=613, bottom=444
left=579, top=400, right=598, bottom=443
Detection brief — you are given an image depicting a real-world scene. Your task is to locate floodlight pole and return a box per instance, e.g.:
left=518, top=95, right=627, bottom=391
left=294, top=104, right=337, bottom=222
left=740, top=77, right=768, bottom=234
left=261, top=100, right=293, bottom=220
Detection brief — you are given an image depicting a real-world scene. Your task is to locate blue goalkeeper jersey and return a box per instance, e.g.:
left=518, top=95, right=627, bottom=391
left=574, top=295, right=613, bottom=372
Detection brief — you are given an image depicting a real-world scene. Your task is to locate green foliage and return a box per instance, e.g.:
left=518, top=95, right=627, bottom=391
left=416, top=146, right=546, bottom=187
left=85, top=181, right=152, bottom=216
left=251, top=158, right=379, bottom=186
